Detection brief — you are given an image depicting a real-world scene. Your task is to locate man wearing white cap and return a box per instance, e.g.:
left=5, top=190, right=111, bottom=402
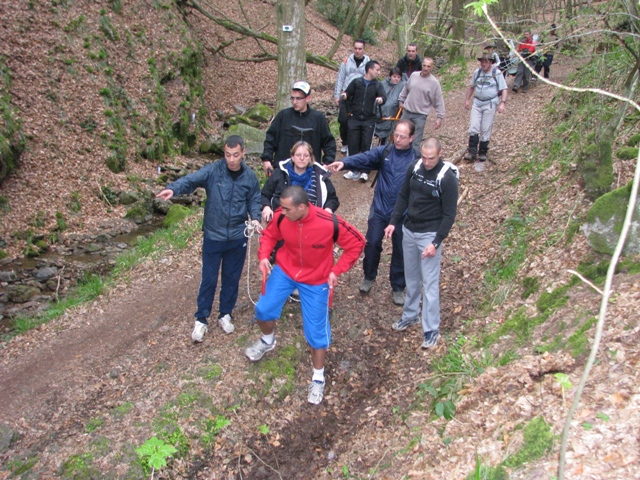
left=261, top=81, right=337, bottom=174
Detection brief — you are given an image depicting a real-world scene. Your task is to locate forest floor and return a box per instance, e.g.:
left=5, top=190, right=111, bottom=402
left=2, top=53, right=639, bottom=480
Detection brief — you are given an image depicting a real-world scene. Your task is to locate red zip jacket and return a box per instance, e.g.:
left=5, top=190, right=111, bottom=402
left=259, top=205, right=365, bottom=285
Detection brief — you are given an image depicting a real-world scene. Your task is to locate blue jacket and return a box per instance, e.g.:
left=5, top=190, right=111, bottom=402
left=166, top=159, right=261, bottom=242
left=342, top=144, right=416, bottom=218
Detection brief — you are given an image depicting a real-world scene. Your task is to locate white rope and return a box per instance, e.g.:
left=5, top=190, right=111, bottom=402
left=244, top=220, right=263, bottom=305
left=244, top=219, right=300, bottom=305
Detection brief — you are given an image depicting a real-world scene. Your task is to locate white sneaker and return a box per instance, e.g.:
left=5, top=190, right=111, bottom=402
left=474, top=161, right=486, bottom=172
left=340, top=145, right=348, bottom=154
left=245, top=338, right=277, bottom=362
left=359, top=172, right=368, bottom=182
left=192, top=321, right=208, bottom=342
left=308, top=380, right=326, bottom=404
left=218, top=314, right=235, bottom=334
left=343, top=171, right=359, bottom=180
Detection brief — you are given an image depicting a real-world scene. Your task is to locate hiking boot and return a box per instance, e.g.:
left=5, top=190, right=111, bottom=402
left=343, top=171, right=360, bottom=180
left=218, top=314, right=235, bottom=334
left=474, top=161, right=486, bottom=172
left=359, top=172, right=368, bottom=182
left=392, top=317, right=419, bottom=331
left=512, top=86, right=519, bottom=93
left=245, top=338, right=276, bottom=362
left=359, top=278, right=374, bottom=293
left=421, top=330, right=440, bottom=349
left=478, top=153, right=487, bottom=162
left=308, top=380, right=326, bottom=404
left=392, top=290, right=405, bottom=306
left=340, top=145, right=348, bottom=154
left=192, top=320, right=208, bottom=343
left=463, top=152, right=476, bottom=163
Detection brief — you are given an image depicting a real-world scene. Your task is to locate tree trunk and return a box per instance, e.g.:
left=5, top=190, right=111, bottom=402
left=354, top=0, right=377, bottom=40
left=276, top=0, right=307, bottom=113
left=326, top=0, right=358, bottom=60
left=448, top=0, right=465, bottom=61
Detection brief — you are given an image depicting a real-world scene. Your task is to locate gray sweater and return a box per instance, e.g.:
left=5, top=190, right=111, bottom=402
left=398, top=72, right=446, bottom=119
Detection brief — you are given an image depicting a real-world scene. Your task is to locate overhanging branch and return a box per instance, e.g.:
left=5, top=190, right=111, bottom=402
left=187, top=0, right=338, bottom=70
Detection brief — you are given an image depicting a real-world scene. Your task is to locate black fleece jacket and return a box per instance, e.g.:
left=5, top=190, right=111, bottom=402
left=389, top=158, right=458, bottom=246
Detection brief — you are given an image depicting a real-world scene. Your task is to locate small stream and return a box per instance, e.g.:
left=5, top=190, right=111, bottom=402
left=0, top=217, right=165, bottom=334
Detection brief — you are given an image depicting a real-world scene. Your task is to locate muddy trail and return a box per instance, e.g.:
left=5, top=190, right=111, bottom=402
left=0, top=62, right=584, bottom=479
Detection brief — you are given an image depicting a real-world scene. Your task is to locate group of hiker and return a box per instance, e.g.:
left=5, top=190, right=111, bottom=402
left=155, top=27, right=560, bottom=404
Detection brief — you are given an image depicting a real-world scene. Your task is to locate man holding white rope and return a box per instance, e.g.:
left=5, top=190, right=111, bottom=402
left=246, top=186, right=364, bottom=404
left=156, top=135, right=261, bottom=343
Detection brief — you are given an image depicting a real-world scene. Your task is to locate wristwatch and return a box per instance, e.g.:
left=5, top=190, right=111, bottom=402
left=432, top=242, right=440, bottom=249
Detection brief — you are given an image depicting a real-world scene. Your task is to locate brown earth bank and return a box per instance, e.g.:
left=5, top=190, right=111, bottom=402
left=1, top=1, right=640, bottom=479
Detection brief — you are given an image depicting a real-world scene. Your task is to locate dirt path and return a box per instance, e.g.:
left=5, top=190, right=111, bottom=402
left=0, top=58, right=590, bottom=479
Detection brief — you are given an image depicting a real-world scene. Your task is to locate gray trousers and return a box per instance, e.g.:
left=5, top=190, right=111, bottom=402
left=401, top=109, right=427, bottom=155
left=469, top=101, right=498, bottom=142
left=514, top=59, right=534, bottom=90
left=401, top=227, right=442, bottom=333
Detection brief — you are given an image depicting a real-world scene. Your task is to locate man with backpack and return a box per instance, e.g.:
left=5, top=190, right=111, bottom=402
left=384, top=138, right=458, bottom=350
left=326, top=120, right=417, bottom=306
left=246, top=186, right=365, bottom=404
left=463, top=53, right=508, bottom=172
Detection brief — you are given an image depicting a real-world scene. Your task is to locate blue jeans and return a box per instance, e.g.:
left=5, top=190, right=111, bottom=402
left=362, top=208, right=405, bottom=291
left=195, top=237, right=247, bottom=323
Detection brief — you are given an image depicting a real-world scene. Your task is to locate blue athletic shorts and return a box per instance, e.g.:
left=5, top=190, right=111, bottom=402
left=254, top=265, right=331, bottom=349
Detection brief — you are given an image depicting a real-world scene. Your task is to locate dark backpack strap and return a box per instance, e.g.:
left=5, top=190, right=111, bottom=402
left=278, top=210, right=338, bottom=243
left=370, top=143, right=394, bottom=189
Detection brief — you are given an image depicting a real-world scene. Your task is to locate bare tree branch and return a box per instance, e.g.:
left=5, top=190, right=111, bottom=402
left=187, top=0, right=338, bottom=70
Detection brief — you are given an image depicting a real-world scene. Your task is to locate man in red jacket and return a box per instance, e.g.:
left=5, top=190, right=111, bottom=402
left=245, top=186, right=365, bottom=404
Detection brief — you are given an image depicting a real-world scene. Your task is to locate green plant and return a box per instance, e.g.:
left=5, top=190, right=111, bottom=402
left=112, top=401, right=134, bottom=417
left=100, top=185, right=118, bottom=205
left=467, top=452, right=508, bottom=480
left=99, top=14, right=119, bottom=41
left=0, top=195, right=9, bottom=212
left=257, top=424, right=270, bottom=435
left=55, top=211, right=67, bottom=231
left=202, top=415, right=231, bottom=446
left=502, top=416, right=554, bottom=468
left=7, top=456, right=38, bottom=475
left=521, top=276, right=540, bottom=300
left=135, top=436, right=177, bottom=477
left=616, top=146, right=638, bottom=160
left=86, top=417, right=104, bottom=432
left=60, top=453, right=99, bottom=479
left=554, top=373, right=572, bottom=403
left=68, top=191, right=82, bottom=213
